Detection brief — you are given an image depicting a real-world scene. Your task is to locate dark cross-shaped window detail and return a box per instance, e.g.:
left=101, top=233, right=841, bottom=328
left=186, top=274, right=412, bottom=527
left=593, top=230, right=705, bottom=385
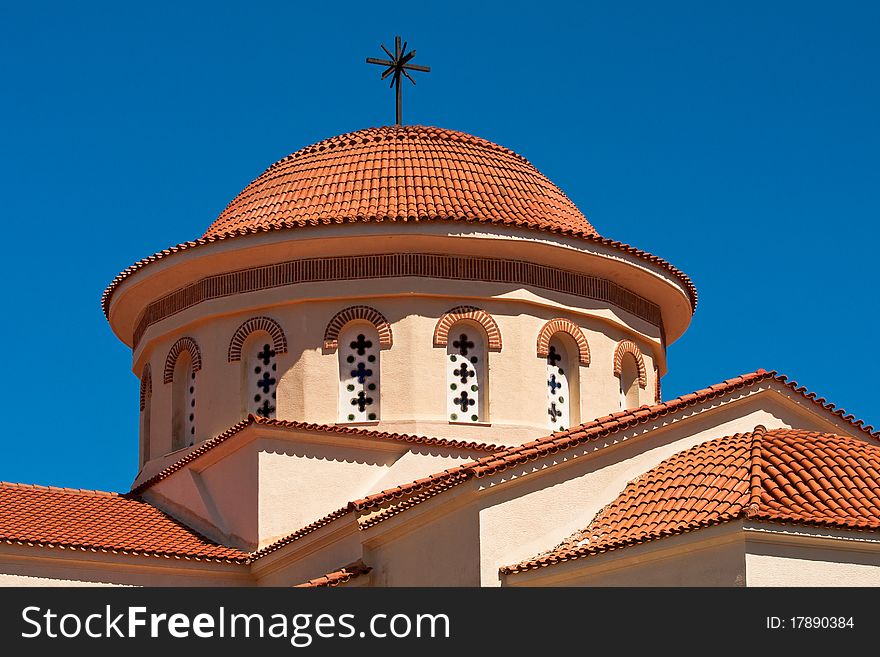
left=258, top=344, right=275, bottom=366
left=257, top=398, right=275, bottom=418
left=453, top=334, right=474, bottom=356
left=548, top=373, right=562, bottom=395
left=547, top=345, right=562, bottom=367
left=454, top=363, right=474, bottom=383
left=548, top=402, right=563, bottom=423
left=453, top=391, right=476, bottom=413
left=257, top=371, right=276, bottom=394
left=351, top=362, right=373, bottom=384
left=350, top=334, right=373, bottom=356
left=351, top=391, right=374, bottom=412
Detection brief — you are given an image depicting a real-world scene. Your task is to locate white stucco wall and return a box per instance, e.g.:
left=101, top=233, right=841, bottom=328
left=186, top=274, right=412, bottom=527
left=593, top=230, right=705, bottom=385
left=475, top=394, right=800, bottom=586
left=126, top=212, right=680, bottom=471
left=144, top=426, right=486, bottom=551
left=745, top=531, right=880, bottom=586
left=503, top=527, right=746, bottom=586
left=146, top=440, right=258, bottom=549
left=138, top=290, right=661, bottom=463
left=366, top=505, right=483, bottom=586
left=336, top=388, right=869, bottom=588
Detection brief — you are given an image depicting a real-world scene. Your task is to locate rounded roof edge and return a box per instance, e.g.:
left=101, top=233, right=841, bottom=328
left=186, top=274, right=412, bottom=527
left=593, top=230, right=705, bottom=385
left=100, top=223, right=698, bottom=320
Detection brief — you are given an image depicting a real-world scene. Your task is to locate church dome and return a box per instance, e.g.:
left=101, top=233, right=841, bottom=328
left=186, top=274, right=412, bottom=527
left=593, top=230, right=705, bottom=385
left=203, top=125, right=598, bottom=239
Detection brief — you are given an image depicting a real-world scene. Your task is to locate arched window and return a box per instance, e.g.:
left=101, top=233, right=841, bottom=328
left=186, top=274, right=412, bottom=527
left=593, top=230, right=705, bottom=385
left=613, top=339, right=646, bottom=411
left=339, top=324, right=381, bottom=422
left=246, top=338, right=278, bottom=418
left=447, top=325, right=487, bottom=423
left=228, top=316, right=288, bottom=419
left=537, top=319, right=587, bottom=432
left=139, top=364, right=152, bottom=466
left=172, top=351, right=196, bottom=450
left=546, top=336, right=580, bottom=432
left=619, top=352, right=640, bottom=410
left=165, top=337, right=201, bottom=451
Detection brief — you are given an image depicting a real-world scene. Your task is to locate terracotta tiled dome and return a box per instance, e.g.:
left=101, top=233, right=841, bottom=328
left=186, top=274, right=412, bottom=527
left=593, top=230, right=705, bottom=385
left=203, top=125, right=598, bottom=239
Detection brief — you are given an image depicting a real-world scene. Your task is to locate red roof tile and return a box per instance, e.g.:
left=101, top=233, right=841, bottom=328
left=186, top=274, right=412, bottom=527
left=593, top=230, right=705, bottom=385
left=470, top=369, right=879, bottom=480
left=9, top=369, right=871, bottom=568
left=0, top=482, right=248, bottom=563
left=502, top=427, right=880, bottom=574
left=101, top=126, right=698, bottom=316
left=207, top=126, right=596, bottom=238
left=304, top=369, right=879, bottom=530
left=293, top=561, right=372, bottom=587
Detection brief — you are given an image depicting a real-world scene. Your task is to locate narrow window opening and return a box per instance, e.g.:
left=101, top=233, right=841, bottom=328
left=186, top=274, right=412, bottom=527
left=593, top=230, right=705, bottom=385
left=619, top=353, right=640, bottom=410
left=339, top=325, right=380, bottom=422
left=248, top=340, right=277, bottom=418
left=447, top=326, right=486, bottom=423
left=172, top=352, right=195, bottom=450
left=546, top=338, right=571, bottom=432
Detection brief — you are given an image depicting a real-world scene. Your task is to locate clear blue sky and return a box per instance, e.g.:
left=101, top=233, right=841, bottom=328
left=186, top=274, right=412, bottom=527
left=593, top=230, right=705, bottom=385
left=1, top=2, right=877, bottom=491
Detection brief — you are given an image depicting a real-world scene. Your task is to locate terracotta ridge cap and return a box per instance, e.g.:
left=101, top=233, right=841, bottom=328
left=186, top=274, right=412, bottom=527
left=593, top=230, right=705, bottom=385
left=745, top=425, right=767, bottom=518
left=262, top=125, right=532, bottom=173
left=293, top=560, right=372, bottom=588
left=0, top=481, right=122, bottom=497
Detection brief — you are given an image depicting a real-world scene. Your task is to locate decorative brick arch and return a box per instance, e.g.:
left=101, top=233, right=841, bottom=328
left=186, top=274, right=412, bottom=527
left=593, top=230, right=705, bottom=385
left=536, top=318, right=591, bottom=366
left=434, top=306, right=502, bottom=350
left=613, top=340, right=647, bottom=389
left=228, top=316, right=288, bottom=362
left=163, top=337, right=202, bottom=384
left=139, top=363, right=152, bottom=412
left=323, top=306, right=393, bottom=350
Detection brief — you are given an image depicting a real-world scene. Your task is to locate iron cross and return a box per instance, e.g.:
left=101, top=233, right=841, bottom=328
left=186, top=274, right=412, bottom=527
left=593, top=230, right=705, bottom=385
left=366, top=36, right=431, bottom=125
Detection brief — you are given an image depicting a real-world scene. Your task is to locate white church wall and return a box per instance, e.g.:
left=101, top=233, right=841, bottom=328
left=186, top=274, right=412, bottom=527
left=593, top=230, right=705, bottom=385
left=135, top=286, right=662, bottom=470
left=140, top=424, right=486, bottom=553
left=256, top=437, right=399, bottom=549
left=363, top=448, right=477, bottom=493
left=744, top=528, right=880, bottom=586
left=474, top=395, right=794, bottom=586
left=145, top=444, right=259, bottom=550
left=364, top=504, right=483, bottom=586
left=252, top=520, right=363, bottom=587
left=502, top=523, right=746, bottom=586
left=256, top=436, right=484, bottom=549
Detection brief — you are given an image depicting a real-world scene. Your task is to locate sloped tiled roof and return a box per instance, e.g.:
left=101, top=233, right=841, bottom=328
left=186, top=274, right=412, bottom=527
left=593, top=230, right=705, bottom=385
left=338, top=369, right=878, bottom=519
left=251, top=369, right=880, bottom=559
left=5, top=370, right=876, bottom=569
left=293, top=561, right=372, bottom=587
left=470, top=369, right=879, bottom=479
left=0, top=482, right=248, bottom=563
left=502, top=427, right=880, bottom=574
